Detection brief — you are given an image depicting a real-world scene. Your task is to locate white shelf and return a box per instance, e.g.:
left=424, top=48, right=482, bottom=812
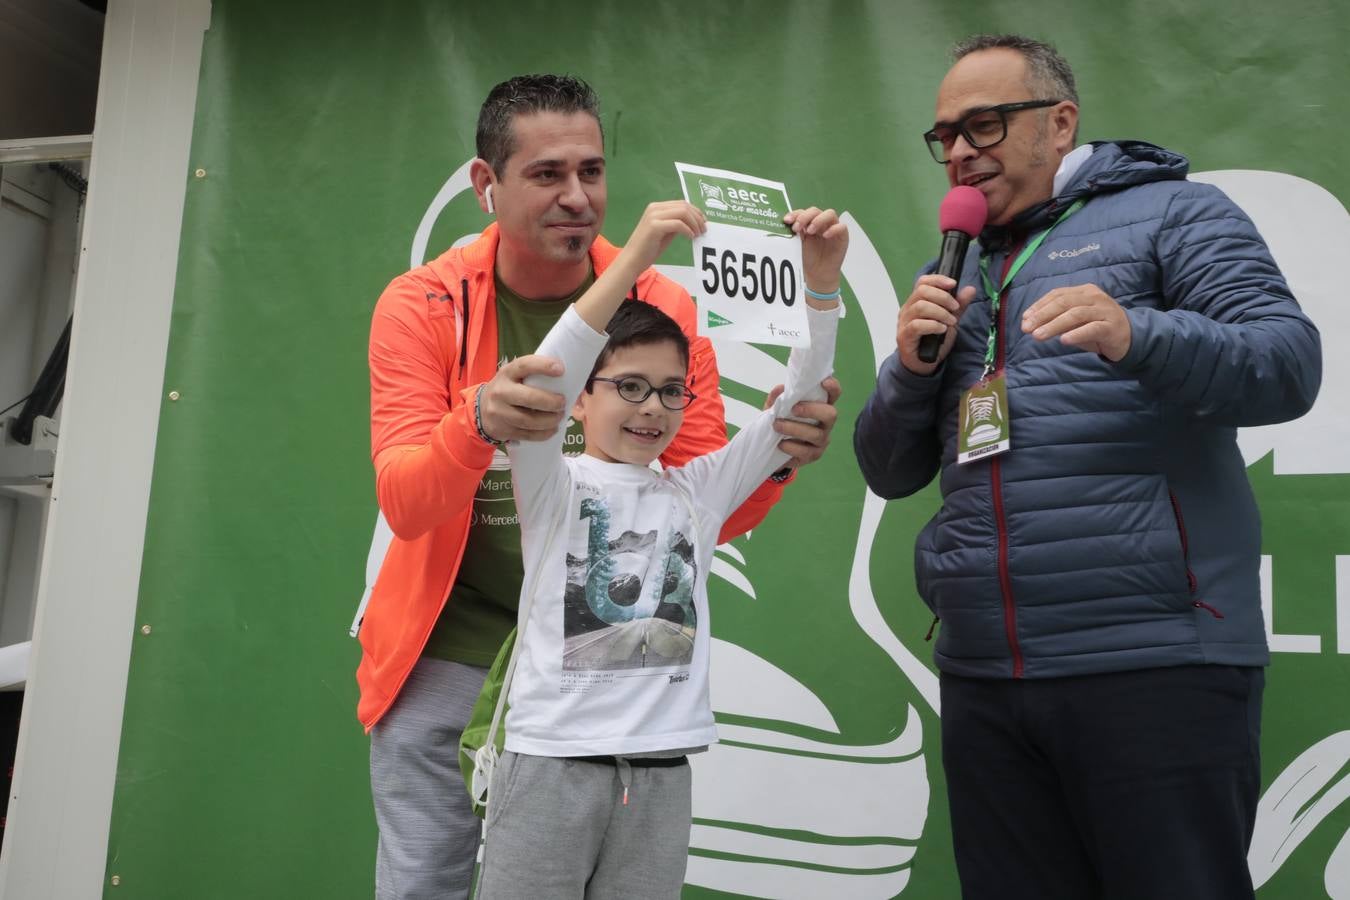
left=0, top=135, right=92, bottom=165
left=0, top=641, right=31, bottom=690
left=0, top=483, right=50, bottom=502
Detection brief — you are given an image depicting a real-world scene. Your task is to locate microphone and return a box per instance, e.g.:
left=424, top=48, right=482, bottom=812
left=917, top=186, right=988, bottom=364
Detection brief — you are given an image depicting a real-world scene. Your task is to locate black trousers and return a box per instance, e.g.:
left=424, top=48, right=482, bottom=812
left=940, top=664, right=1263, bottom=900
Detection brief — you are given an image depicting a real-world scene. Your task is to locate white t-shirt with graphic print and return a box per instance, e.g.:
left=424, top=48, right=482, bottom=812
left=503, top=304, right=839, bottom=757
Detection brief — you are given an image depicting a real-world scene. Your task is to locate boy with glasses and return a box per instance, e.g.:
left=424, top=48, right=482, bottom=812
left=474, top=200, right=847, bottom=899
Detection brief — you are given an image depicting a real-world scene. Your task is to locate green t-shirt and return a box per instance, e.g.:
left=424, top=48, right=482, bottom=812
left=421, top=269, right=594, bottom=665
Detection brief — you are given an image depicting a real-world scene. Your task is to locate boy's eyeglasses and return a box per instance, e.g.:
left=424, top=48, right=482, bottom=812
left=588, top=376, right=697, bottom=411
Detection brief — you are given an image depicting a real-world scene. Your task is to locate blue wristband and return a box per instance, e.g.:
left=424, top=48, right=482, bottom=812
left=804, top=286, right=841, bottom=301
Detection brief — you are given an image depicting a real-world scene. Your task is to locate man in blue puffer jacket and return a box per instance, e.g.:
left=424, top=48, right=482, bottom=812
left=854, top=34, right=1321, bottom=900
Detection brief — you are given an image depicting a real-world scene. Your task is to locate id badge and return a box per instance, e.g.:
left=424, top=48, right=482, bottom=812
left=957, top=373, right=1011, bottom=464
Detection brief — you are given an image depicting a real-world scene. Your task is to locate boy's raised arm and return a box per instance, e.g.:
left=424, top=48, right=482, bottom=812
left=788, top=205, right=848, bottom=314
left=571, top=201, right=707, bottom=334
left=509, top=202, right=707, bottom=512
left=668, top=206, right=849, bottom=519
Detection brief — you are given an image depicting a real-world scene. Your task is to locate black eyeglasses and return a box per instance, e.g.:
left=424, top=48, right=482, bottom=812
left=588, top=375, right=697, bottom=410
left=923, top=100, right=1063, bottom=163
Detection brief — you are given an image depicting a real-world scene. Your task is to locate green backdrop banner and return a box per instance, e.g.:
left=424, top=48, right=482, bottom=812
left=107, top=1, right=1350, bottom=897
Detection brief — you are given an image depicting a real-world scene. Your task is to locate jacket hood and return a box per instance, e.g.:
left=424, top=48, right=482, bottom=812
left=980, top=140, right=1190, bottom=250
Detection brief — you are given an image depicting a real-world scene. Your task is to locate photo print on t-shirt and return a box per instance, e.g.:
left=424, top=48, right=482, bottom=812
left=562, top=495, right=698, bottom=672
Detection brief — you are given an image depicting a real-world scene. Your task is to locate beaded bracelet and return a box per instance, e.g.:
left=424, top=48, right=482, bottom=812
left=473, top=385, right=500, bottom=445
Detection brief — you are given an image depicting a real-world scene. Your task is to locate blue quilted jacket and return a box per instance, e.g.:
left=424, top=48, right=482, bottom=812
left=854, top=141, right=1322, bottom=679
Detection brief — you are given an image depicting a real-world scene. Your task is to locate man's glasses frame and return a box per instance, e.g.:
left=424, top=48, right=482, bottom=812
left=923, top=99, right=1063, bottom=164
left=588, top=375, right=697, bottom=411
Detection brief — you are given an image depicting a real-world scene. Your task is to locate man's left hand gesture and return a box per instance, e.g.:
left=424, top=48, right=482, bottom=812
left=1021, top=284, right=1132, bottom=362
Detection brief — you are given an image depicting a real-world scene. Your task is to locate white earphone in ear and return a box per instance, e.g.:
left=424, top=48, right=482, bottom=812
left=484, top=184, right=495, bottom=214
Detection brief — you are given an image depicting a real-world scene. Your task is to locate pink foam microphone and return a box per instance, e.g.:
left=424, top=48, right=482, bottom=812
left=918, top=186, right=989, bottom=364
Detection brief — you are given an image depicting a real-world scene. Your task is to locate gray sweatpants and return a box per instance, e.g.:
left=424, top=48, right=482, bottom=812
left=370, top=656, right=488, bottom=900
left=476, top=751, right=692, bottom=900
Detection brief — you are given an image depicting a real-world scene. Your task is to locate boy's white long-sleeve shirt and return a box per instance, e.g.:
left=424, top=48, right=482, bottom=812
left=503, top=303, right=839, bottom=756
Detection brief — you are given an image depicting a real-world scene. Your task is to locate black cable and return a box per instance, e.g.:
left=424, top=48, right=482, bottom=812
left=0, top=394, right=32, bottom=419
left=13, top=317, right=72, bottom=446
left=45, top=163, right=88, bottom=197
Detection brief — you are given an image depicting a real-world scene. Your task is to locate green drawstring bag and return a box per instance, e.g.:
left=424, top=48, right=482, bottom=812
left=458, top=627, right=518, bottom=819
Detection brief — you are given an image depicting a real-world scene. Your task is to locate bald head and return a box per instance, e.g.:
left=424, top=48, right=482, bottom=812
left=952, top=34, right=1079, bottom=112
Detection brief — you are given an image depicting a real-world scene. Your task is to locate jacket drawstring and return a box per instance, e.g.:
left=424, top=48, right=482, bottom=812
left=458, top=278, right=470, bottom=379
left=617, top=757, right=632, bottom=806
left=925, top=616, right=940, bottom=642
left=1193, top=600, right=1225, bottom=619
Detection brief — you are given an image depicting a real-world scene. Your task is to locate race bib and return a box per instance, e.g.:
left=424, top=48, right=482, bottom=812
left=676, top=162, right=808, bottom=347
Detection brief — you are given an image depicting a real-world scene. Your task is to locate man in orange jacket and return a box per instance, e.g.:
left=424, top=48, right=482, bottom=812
left=360, top=74, right=840, bottom=900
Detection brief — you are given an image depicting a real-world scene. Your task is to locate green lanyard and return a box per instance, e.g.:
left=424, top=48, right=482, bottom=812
left=976, top=199, right=1084, bottom=379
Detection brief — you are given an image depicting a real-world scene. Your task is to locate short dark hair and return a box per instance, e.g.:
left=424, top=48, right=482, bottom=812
left=952, top=34, right=1079, bottom=105
left=588, top=300, right=690, bottom=382
left=476, top=74, right=603, bottom=177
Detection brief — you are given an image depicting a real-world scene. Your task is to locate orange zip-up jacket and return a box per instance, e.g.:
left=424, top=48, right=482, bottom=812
left=358, top=224, right=787, bottom=729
